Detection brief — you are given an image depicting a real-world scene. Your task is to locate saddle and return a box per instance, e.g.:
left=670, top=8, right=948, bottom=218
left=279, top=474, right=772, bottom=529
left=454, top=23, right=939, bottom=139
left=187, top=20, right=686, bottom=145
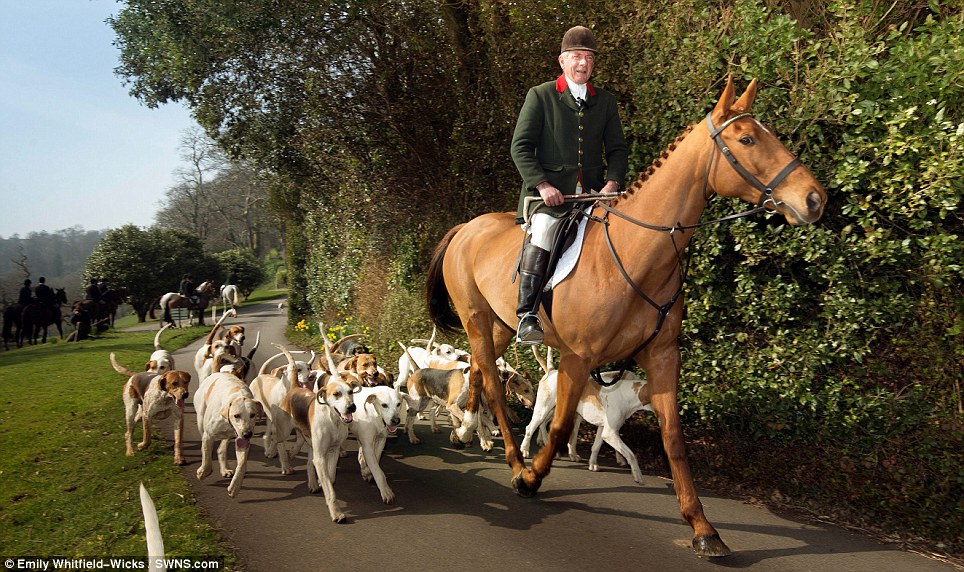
left=514, top=207, right=588, bottom=322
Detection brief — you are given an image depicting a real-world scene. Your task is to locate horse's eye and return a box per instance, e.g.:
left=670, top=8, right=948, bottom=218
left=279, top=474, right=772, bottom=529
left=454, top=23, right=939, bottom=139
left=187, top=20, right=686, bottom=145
left=739, top=135, right=755, bottom=146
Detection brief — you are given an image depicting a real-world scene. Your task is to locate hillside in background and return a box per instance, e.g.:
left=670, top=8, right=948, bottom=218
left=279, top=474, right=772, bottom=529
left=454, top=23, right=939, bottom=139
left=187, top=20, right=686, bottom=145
left=0, top=226, right=108, bottom=304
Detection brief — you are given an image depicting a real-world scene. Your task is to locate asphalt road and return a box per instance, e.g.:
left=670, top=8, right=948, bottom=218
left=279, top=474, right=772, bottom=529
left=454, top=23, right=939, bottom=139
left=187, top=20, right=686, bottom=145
left=146, top=299, right=956, bottom=572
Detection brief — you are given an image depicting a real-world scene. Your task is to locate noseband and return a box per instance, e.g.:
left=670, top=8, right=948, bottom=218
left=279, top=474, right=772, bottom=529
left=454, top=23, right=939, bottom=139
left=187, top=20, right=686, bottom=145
left=705, top=112, right=801, bottom=211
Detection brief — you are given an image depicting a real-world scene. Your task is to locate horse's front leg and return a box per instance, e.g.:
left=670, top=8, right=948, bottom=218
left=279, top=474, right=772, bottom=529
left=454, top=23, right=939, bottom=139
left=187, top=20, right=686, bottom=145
left=516, top=353, right=589, bottom=497
left=638, top=345, right=731, bottom=557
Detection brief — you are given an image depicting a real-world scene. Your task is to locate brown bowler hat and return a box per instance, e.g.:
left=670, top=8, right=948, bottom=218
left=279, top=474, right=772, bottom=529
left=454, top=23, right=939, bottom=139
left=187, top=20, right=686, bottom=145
left=560, top=26, right=597, bottom=53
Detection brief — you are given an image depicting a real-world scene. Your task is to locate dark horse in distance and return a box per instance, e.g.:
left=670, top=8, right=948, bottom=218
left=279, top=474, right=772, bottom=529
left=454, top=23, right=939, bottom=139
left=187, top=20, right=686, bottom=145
left=20, top=288, right=68, bottom=345
left=74, top=287, right=129, bottom=331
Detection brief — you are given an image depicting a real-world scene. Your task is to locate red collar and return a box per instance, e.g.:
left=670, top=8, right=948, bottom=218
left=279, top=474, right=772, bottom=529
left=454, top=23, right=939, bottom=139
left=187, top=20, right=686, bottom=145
left=555, top=74, right=596, bottom=97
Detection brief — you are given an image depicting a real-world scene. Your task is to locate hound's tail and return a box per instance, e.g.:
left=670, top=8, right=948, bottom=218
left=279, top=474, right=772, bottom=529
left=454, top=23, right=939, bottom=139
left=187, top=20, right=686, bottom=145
left=139, top=483, right=166, bottom=570
left=426, top=224, right=465, bottom=334
left=153, top=322, right=172, bottom=351
left=110, top=352, right=138, bottom=377
left=398, top=342, right=422, bottom=372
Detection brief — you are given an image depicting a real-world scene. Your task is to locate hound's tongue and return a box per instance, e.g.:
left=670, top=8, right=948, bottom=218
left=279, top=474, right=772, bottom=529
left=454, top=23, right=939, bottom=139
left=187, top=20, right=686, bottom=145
left=235, top=438, right=249, bottom=450
left=176, top=398, right=185, bottom=409
left=341, top=413, right=353, bottom=423
left=387, top=425, right=398, bottom=434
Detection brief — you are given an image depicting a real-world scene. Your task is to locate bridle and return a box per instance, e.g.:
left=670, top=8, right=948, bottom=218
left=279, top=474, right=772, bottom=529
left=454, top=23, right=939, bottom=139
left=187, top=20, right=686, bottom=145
left=704, top=112, right=802, bottom=212
left=585, top=112, right=803, bottom=385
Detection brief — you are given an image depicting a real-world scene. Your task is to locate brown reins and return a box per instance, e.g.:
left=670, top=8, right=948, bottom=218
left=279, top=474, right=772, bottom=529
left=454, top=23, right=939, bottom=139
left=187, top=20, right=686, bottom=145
left=584, top=113, right=803, bottom=385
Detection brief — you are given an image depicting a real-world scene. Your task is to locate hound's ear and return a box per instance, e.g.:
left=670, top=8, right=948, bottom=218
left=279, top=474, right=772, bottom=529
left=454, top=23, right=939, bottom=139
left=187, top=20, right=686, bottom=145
left=158, top=373, right=170, bottom=392
left=710, top=74, right=737, bottom=125
left=402, top=393, right=420, bottom=411
left=366, top=393, right=378, bottom=405
left=220, top=403, right=231, bottom=419
left=145, top=360, right=156, bottom=372
left=249, top=399, right=265, bottom=420
left=731, top=78, right=758, bottom=114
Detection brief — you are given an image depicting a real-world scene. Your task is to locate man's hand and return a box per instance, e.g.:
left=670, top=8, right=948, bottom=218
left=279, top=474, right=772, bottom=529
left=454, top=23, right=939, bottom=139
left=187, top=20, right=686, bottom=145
left=537, top=183, right=564, bottom=207
left=600, top=180, right=621, bottom=194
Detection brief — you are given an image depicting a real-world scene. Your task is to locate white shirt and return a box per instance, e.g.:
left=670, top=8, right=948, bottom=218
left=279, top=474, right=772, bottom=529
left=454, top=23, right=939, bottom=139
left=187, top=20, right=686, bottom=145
left=566, top=77, right=587, bottom=104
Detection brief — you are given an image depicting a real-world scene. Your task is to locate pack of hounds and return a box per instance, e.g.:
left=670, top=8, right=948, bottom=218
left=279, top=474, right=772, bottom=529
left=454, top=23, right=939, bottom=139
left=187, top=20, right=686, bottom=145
left=120, top=308, right=652, bottom=528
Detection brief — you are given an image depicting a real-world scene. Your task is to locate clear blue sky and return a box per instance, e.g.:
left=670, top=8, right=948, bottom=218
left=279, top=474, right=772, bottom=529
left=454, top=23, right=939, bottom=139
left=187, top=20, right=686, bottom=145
left=0, top=0, right=198, bottom=238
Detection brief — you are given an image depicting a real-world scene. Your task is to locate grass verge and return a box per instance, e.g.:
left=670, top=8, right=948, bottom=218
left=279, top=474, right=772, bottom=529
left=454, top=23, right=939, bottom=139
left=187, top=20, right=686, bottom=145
left=0, top=328, right=237, bottom=568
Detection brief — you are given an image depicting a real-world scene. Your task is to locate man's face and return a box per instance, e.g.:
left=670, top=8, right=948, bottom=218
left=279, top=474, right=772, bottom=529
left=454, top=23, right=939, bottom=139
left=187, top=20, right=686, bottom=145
left=558, top=50, right=595, bottom=85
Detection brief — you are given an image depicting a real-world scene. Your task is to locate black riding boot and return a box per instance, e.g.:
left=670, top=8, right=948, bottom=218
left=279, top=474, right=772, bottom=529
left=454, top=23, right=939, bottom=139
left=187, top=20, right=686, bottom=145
left=516, top=242, right=551, bottom=345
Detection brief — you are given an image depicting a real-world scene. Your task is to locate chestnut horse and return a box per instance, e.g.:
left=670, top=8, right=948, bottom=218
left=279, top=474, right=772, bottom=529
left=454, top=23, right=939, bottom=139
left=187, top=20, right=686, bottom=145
left=426, top=77, right=826, bottom=557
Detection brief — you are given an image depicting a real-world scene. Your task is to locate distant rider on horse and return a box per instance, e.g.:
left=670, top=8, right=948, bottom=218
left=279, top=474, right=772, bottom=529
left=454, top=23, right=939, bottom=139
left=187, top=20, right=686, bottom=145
left=17, top=279, right=33, bottom=306
left=34, top=277, right=55, bottom=309
left=179, top=273, right=199, bottom=309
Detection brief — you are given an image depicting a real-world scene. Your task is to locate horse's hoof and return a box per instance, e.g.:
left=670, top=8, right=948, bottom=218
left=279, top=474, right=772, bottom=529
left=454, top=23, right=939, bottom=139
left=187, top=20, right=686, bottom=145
left=692, top=533, right=732, bottom=557
left=449, top=431, right=466, bottom=449
left=511, top=472, right=539, bottom=498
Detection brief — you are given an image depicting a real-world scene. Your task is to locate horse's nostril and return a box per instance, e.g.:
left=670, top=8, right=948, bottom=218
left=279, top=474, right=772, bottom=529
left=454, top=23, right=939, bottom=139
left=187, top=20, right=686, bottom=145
left=806, top=190, right=823, bottom=213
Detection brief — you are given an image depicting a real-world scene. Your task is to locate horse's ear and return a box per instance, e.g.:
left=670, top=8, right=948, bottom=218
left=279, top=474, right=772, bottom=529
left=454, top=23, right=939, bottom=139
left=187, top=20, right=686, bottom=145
left=711, top=74, right=737, bottom=125
left=731, top=78, right=758, bottom=114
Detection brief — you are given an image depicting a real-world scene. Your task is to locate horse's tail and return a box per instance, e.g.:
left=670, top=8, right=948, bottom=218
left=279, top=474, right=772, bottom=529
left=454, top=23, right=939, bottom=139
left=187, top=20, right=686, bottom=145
left=148, top=297, right=158, bottom=320
left=426, top=224, right=465, bottom=334
left=229, top=286, right=239, bottom=306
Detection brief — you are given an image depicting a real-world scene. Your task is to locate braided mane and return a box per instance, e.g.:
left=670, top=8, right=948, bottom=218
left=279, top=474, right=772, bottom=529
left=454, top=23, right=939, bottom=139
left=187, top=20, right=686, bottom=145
left=611, top=124, right=696, bottom=207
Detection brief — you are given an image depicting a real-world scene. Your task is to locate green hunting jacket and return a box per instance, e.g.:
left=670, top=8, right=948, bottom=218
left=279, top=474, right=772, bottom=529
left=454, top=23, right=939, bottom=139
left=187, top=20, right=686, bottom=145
left=511, top=74, right=628, bottom=223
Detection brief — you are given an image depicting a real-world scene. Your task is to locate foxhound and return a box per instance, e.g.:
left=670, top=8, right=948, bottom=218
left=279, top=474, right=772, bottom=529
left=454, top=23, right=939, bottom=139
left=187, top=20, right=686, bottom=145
left=195, top=371, right=264, bottom=498
left=111, top=353, right=191, bottom=465
left=350, top=385, right=407, bottom=504
left=520, top=347, right=652, bottom=483
left=250, top=345, right=314, bottom=475
left=281, top=326, right=359, bottom=522
left=147, top=323, right=175, bottom=374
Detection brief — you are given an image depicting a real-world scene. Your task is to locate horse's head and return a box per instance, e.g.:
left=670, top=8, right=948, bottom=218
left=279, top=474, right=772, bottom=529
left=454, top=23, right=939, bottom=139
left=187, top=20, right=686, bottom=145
left=705, top=76, right=826, bottom=225
left=55, top=288, right=67, bottom=305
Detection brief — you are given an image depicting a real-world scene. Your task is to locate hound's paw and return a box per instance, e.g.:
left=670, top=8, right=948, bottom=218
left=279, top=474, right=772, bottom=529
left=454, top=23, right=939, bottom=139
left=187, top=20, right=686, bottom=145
left=588, top=463, right=600, bottom=472
left=221, top=469, right=235, bottom=479
left=227, top=486, right=239, bottom=498
left=520, top=447, right=531, bottom=458
left=615, top=452, right=627, bottom=466
left=480, top=440, right=494, bottom=452
left=137, top=442, right=150, bottom=451
left=407, top=434, right=421, bottom=445
left=308, top=484, right=320, bottom=494
left=491, top=428, right=501, bottom=437
left=280, top=467, right=293, bottom=476
left=332, top=512, right=347, bottom=523
left=196, top=467, right=212, bottom=480
left=381, top=488, right=395, bottom=504
left=568, top=453, right=583, bottom=462
left=449, top=430, right=466, bottom=449
left=173, top=456, right=187, bottom=466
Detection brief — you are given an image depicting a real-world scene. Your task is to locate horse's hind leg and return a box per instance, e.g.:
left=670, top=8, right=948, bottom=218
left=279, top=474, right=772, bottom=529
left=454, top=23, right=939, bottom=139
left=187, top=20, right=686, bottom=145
left=456, top=315, right=526, bottom=474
